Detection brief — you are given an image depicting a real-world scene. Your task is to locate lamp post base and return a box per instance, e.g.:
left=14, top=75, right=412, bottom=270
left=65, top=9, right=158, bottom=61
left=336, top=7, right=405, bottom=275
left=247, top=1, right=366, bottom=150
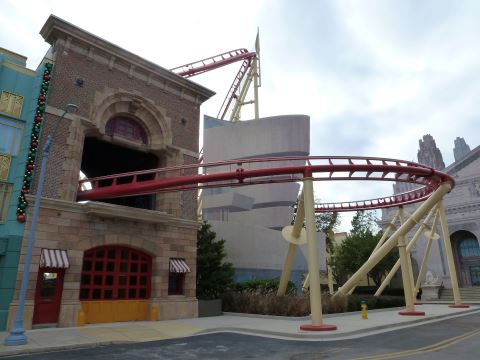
left=4, top=327, right=27, bottom=346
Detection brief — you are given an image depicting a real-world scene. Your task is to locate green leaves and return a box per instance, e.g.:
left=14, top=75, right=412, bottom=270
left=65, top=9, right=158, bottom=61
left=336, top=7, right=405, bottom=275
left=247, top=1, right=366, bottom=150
left=330, top=211, right=398, bottom=287
left=196, top=221, right=234, bottom=300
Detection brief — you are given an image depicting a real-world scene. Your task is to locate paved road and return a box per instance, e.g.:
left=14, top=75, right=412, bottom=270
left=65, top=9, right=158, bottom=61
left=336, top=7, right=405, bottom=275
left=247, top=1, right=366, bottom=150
left=5, top=313, right=480, bottom=360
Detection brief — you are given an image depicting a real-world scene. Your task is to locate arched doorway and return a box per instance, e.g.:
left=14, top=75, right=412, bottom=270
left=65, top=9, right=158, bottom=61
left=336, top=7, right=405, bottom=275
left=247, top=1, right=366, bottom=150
left=79, top=245, right=152, bottom=323
left=80, top=115, right=158, bottom=210
left=451, top=231, right=480, bottom=287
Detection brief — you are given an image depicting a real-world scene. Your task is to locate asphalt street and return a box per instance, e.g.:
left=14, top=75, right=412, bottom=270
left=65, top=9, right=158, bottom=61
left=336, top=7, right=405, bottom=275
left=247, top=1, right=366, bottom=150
left=4, top=312, right=480, bottom=360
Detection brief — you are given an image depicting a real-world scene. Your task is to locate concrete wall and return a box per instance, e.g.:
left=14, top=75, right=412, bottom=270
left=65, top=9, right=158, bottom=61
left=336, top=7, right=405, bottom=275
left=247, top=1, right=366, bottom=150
left=202, top=115, right=315, bottom=288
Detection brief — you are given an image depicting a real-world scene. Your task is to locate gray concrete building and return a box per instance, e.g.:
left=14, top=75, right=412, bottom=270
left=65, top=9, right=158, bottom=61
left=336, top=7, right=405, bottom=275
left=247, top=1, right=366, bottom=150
left=202, top=115, right=325, bottom=289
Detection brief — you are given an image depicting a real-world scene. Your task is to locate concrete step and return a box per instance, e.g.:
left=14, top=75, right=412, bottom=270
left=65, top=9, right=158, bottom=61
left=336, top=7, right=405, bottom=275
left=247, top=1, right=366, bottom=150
left=439, top=287, right=480, bottom=301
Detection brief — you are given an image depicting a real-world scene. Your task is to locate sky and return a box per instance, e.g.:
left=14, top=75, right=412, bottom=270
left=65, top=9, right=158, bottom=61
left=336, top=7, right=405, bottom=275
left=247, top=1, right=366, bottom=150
left=2, top=0, right=480, bottom=231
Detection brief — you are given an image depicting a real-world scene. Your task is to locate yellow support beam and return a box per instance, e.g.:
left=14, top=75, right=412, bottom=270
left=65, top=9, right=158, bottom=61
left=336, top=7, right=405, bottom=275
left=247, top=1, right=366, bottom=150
left=335, top=182, right=451, bottom=298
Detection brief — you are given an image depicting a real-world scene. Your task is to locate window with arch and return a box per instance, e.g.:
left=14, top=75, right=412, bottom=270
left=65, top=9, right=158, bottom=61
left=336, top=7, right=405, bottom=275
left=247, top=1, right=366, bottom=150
left=79, top=246, right=152, bottom=300
left=458, top=237, right=480, bottom=258
left=105, top=116, right=147, bottom=144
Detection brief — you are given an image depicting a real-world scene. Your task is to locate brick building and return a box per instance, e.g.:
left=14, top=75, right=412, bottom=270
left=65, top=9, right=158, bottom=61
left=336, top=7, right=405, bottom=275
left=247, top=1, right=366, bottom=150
left=6, top=15, right=213, bottom=329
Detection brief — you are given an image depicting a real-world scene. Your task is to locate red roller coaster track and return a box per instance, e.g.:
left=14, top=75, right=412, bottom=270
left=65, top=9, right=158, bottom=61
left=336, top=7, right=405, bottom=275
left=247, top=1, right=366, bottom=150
left=77, top=156, right=454, bottom=212
left=170, top=48, right=256, bottom=78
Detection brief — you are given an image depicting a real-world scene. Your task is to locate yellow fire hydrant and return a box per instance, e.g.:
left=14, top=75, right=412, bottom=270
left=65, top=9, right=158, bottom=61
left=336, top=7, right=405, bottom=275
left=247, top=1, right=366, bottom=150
left=361, top=300, right=368, bottom=319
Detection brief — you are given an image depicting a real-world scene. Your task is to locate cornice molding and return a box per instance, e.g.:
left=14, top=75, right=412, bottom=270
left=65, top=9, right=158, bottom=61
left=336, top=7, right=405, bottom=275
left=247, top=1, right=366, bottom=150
left=25, top=195, right=197, bottom=229
left=40, top=15, right=215, bottom=105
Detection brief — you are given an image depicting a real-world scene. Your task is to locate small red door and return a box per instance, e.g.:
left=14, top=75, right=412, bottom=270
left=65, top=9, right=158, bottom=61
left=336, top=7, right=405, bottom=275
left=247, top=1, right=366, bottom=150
left=32, top=268, right=65, bottom=325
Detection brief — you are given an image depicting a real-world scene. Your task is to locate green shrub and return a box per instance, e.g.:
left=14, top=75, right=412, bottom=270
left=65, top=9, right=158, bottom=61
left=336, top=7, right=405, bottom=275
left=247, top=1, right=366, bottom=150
left=197, top=222, right=234, bottom=300
left=229, top=278, right=297, bottom=295
left=347, top=294, right=405, bottom=311
left=222, top=281, right=405, bottom=316
left=222, top=292, right=349, bottom=316
left=222, top=292, right=309, bottom=316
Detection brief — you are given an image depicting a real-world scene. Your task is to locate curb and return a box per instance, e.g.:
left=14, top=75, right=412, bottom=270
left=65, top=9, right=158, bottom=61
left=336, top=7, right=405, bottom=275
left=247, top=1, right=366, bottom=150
left=0, top=341, right=131, bottom=358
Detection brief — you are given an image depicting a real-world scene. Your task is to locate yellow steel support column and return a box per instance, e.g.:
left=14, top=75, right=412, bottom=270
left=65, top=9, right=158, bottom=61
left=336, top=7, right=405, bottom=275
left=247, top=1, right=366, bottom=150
left=438, top=201, right=468, bottom=307
left=374, top=207, right=436, bottom=297
left=278, top=243, right=297, bottom=296
left=398, top=208, right=416, bottom=303
left=324, top=229, right=336, bottom=295
left=253, top=30, right=260, bottom=120
left=327, top=261, right=334, bottom=295
left=397, top=208, right=423, bottom=315
left=300, top=177, right=336, bottom=331
left=278, top=191, right=306, bottom=296
left=335, top=183, right=450, bottom=298
left=414, top=209, right=440, bottom=298
left=304, top=178, right=322, bottom=325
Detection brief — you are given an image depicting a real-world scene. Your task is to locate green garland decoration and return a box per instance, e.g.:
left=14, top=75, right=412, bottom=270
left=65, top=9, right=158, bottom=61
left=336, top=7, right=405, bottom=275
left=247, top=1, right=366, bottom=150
left=16, top=62, right=53, bottom=223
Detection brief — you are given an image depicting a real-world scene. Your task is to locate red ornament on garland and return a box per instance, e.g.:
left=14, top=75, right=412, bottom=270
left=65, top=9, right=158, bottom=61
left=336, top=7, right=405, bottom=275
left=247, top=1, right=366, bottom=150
left=31, top=141, right=38, bottom=148
left=17, top=214, right=26, bottom=222
left=27, top=164, right=34, bottom=170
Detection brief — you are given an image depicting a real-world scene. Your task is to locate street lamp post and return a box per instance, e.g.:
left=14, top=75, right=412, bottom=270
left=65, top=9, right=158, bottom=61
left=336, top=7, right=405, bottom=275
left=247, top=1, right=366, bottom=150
left=4, top=104, right=78, bottom=346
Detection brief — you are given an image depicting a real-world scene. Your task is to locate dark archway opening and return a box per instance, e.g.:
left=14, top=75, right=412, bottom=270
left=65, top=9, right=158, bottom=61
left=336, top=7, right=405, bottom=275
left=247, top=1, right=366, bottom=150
left=451, top=230, right=480, bottom=287
left=80, top=137, right=157, bottom=209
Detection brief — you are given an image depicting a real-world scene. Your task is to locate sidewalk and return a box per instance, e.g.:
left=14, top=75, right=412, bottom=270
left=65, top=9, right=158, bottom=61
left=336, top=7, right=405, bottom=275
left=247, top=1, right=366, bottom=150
left=0, top=304, right=478, bottom=357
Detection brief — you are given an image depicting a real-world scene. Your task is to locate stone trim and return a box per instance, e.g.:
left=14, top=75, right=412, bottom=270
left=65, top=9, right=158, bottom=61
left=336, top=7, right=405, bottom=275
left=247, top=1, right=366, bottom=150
left=0, top=60, right=35, bottom=77
left=25, top=195, right=198, bottom=229
left=445, top=202, right=480, bottom=215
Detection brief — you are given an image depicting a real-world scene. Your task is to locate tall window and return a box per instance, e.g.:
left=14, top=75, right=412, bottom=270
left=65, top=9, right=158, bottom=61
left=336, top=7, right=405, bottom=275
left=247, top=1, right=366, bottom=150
left=0, top=183, right=12, bottom=223
left=0, top=117, right=24, bottom=155
left=80, top=246, right=152, bottom=300
left=458, top=237, right=480, bottom=258
left=168, top=258, right=190, bottom=295
left=105, top=117, right=147, bottom=144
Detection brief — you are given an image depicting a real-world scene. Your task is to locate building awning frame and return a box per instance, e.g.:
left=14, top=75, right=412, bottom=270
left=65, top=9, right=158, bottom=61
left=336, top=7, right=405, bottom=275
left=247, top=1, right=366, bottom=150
left=40, top=249, right=70, bottom=269
left=169, top=258, right=190, bottom=273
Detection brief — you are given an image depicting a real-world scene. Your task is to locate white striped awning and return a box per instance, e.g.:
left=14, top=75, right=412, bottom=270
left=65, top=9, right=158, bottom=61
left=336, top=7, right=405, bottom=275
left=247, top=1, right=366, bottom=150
left=169, top=258, right=191, bottom=273
left=40, top=249, right=70, bottom=269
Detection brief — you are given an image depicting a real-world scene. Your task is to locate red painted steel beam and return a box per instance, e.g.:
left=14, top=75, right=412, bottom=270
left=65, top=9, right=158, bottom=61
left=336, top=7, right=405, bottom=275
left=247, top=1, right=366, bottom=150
left=171, top=49, right=256, bottom=78
left=77, top=156, right=454, bottom=212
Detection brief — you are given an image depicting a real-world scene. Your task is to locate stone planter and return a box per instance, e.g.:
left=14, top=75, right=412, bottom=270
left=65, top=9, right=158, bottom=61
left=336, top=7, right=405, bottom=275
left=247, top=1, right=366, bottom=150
left=421, top=284, right=441, bottom=301
left=198, top=299, right=222, bottom=317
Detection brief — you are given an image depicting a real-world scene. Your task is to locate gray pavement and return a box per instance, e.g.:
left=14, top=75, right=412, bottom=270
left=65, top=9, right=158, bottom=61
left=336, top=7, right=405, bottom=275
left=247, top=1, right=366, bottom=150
left=0, top=304, right=478, bottom=357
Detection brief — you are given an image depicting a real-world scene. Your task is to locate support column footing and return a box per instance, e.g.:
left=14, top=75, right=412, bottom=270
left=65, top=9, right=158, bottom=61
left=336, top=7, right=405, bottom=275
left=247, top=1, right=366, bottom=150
left=300, top=324, right=337, bottom=331
left=398, top=311, right=425, bottom=316
left=449, top=304, right=470, bottom=308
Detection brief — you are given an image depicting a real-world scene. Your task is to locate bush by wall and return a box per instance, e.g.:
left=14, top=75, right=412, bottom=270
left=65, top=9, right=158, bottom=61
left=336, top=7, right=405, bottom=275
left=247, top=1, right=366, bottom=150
left=347, top=294, right=405, bottom=312
left=229, top=278, right=297, bottom=295
left=222, top=292, right=404, bottom=316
